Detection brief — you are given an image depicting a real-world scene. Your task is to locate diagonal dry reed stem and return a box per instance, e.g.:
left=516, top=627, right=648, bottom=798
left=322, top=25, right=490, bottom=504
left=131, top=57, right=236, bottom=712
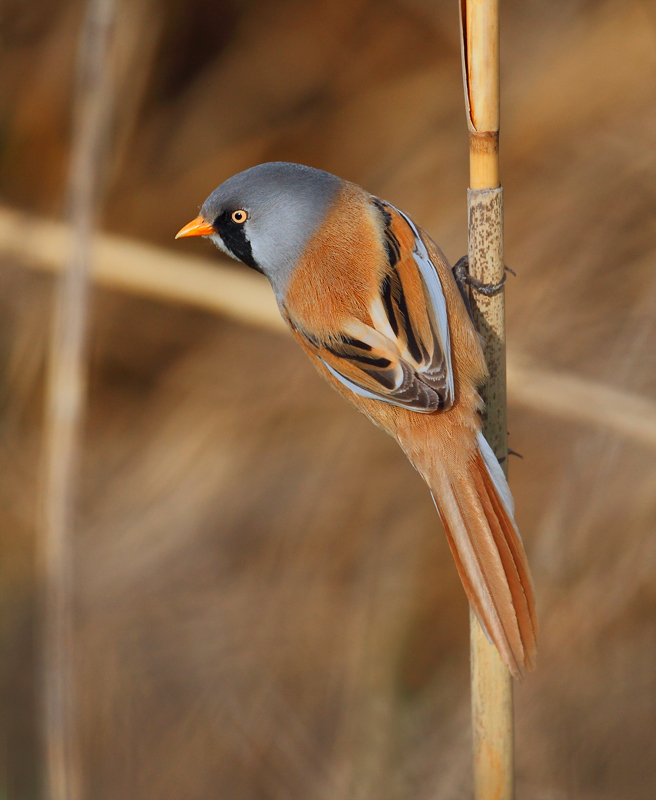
left=4, top=206, right=656, bottom=450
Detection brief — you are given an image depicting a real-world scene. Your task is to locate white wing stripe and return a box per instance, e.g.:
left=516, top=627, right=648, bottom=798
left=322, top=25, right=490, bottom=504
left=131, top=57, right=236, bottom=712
left=392, top=207, right=455, bottom=404
left=320, top=359, right=436, bottom=414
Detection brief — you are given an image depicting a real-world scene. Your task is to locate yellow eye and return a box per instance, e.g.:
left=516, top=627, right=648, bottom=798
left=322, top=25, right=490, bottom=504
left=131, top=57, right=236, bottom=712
left=231, top=209, right=247, bottom=224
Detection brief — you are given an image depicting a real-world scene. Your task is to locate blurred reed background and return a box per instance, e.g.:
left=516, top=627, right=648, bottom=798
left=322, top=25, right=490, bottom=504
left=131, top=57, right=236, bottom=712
left=2, top=0, right=656, bottom=798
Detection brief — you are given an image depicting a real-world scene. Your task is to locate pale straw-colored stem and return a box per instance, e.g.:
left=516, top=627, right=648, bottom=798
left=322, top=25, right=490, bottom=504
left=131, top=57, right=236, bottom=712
left=462, top=0, right=500, bottom=189
left=461, top=1, right=514, bottom=798
left=40, top=1, right=116, bottom=798
left=468, top=189, right=513, bottom=800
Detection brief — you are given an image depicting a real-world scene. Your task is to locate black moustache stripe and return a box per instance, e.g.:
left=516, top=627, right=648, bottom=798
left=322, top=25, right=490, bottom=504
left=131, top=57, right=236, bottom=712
left=213, top=210, right=262, bottom=274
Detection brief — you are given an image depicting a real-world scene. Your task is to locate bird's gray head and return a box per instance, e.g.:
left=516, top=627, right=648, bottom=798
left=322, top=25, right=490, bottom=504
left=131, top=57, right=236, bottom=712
left=179, top=162, right=342, bottom=299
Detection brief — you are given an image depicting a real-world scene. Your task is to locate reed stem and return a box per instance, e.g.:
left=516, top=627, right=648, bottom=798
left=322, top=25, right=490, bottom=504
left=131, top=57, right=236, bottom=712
left=460, top=1, right=514, bottom=798
left=40, top=1, right=116, bottom=798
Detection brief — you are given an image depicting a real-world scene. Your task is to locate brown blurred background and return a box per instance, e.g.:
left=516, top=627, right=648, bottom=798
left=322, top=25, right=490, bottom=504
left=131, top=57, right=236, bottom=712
left=2, top=0, right=656, bottom=798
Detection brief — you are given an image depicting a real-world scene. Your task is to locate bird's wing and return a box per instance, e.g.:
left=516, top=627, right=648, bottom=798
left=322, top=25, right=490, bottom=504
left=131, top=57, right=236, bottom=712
left=286, top=316, right=444, bottom=413
left=284, top=198, right=454, bottom=414
left=370, top=198, right=455, bottom=408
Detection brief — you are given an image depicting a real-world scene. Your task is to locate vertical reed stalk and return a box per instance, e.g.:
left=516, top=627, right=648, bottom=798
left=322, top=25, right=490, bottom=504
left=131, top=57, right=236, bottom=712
left=40, top=1, right=116, bottom=798
left=459, top=2, right=514, bottom=799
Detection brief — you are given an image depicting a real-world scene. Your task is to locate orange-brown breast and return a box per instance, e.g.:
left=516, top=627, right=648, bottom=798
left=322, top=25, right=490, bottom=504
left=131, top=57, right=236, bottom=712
left=284, top=182, right=387, bottom=339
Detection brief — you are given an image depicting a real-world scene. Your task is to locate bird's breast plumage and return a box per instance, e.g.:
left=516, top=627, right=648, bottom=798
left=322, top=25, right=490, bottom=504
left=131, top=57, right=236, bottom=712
left=283, top=182, right=386, bottom=336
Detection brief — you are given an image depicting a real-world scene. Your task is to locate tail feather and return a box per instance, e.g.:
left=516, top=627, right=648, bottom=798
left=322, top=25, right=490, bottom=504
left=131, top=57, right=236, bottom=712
left=430, top=435, right=538, bottom=678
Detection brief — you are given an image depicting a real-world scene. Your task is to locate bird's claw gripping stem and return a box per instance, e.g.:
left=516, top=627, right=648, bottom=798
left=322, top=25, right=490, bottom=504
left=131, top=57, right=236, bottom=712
left=452, top=255, right=514, bottom=322
left=452, top=255, right=514, bottom=297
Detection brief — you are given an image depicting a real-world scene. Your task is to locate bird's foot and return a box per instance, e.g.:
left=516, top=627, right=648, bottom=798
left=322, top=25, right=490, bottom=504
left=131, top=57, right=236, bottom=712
left=497, top=449, right=523, bottom=466
left=452, top=255, right=514, bottom=299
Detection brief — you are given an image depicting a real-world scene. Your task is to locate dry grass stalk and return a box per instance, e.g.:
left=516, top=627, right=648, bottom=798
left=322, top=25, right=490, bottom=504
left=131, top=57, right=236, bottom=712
left=5, top=204, right=656, bottom=449
left=460, top=2, right=514, bottom=799
left=40, top=1, right=116, bottom=798
left=0, top=205, right=283, bottom=333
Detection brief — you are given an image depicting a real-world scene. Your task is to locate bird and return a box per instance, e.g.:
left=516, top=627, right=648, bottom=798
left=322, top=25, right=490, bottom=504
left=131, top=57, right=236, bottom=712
left=176, top=161, right=537, bottom=677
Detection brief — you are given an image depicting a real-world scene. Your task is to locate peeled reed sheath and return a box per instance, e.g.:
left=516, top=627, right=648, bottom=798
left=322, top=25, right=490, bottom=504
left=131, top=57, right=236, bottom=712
left=467, top=189, right=514, bottom=800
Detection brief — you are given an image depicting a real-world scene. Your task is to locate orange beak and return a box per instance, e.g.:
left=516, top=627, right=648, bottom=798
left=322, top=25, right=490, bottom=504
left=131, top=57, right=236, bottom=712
left=175, top=216, right=216, bottom=239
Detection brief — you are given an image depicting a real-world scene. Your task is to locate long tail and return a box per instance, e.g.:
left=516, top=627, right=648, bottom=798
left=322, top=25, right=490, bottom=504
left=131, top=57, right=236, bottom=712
left=429, top=432, right=537, bottom=678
